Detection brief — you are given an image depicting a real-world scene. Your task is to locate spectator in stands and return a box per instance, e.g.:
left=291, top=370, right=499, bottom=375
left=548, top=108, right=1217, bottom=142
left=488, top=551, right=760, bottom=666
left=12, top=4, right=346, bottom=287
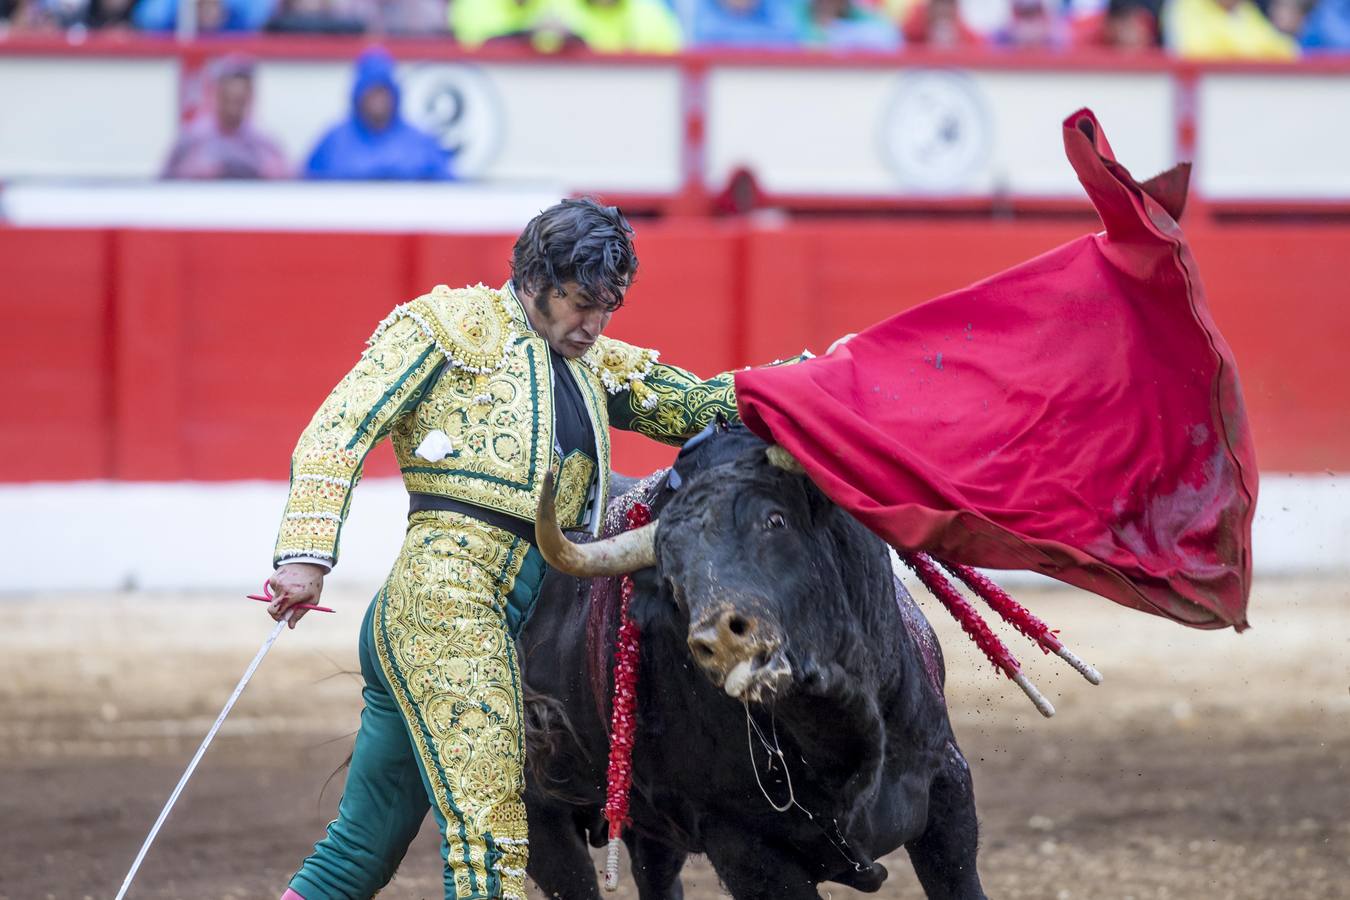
left=1071, top=0, right=1161, bottom=48
left=690, top=0, right=803, bottom=48
left=1301, top=0, right=1350, bottom=48
left=0, top=0, right=62, bottom=30
left=357, top=0, right=448, bottom=33
left=305, top=48, right=452, bottom=180
left=86, top=0, right=134, bottom=28
left=1163, top=0, right=1299, bottom=56
left=164, top=56, right=290, bottom=180
left=900, top=0, right=982, bottom=46
left=801, top=0, right=902, bottom=49
left=1266, top=0, right=1310, bottom=36
left=266, top=0, right=366, bottom=32
left=451, top=0, right=550, bottom=46
left=551, top=0, right=684, bottom=52
left=991, top=0, right=1070, bottom=48
left=133, top=0, right=274, bottom=31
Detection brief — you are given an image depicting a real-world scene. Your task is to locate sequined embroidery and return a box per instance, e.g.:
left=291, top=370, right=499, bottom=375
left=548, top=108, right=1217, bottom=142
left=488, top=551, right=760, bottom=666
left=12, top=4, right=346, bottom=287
left=553, top=450, right=598, bottom=529
left=372, top=511, right=531, bottom=899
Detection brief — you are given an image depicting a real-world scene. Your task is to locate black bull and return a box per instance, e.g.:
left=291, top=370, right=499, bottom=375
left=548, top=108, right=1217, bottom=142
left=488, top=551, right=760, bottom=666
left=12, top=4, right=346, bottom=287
left=520, top=426, right=986, bottom=900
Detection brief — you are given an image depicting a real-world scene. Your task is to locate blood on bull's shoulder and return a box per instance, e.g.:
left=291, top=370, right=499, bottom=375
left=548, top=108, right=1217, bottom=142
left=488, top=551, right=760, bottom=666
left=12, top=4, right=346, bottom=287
left=521, top=425, right=988, bottom=900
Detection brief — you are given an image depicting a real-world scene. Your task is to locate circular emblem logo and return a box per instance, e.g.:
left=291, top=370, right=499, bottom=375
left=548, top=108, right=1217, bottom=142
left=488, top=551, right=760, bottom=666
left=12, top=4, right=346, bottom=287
left=400, top=64, right=504, bottom=179
left=879, top=71, right=991, bottom=193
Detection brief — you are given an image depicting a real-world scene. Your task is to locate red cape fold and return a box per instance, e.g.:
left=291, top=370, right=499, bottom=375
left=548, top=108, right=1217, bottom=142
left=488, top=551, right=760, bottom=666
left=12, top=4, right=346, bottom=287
left=735, top=110, right=1257, bottom=631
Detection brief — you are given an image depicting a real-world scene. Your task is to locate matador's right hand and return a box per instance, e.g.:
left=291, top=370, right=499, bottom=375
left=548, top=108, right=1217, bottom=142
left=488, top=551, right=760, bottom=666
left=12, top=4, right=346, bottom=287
left=268, top=563, right=327, bottom=629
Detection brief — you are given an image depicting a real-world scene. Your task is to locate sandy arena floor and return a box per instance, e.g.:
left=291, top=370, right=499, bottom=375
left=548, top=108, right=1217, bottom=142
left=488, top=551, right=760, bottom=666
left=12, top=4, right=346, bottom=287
left=0, top=577, right=1346, bottom=900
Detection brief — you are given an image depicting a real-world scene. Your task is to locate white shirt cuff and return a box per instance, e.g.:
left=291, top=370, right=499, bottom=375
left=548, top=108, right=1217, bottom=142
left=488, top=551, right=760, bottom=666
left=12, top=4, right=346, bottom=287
left=275, top=555, right=333, bottom=573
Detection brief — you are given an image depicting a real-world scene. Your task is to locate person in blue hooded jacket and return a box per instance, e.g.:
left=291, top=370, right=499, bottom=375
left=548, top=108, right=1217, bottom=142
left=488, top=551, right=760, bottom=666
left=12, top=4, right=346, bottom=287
left=304, top=48, right=452, bottom=181
left=1302, top=0, right=1350, bottom=49
left=132, top=0, right=273, bottom=32
left=691, top=0, right=804, bottom=47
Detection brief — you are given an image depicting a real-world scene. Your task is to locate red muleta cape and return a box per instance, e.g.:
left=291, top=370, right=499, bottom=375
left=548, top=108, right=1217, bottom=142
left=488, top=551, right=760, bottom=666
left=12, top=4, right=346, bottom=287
left=735, top=110, right=1257, bottom=631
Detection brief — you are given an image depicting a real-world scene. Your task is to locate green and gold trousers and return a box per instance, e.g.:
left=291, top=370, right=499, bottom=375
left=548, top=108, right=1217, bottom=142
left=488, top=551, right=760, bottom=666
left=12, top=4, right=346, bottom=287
left=290, top=510, right=546, bottom=900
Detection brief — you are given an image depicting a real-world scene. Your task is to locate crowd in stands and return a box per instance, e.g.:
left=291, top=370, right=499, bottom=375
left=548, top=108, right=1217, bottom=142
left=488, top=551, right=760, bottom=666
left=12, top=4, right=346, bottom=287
left=1, top=0, right=1346, bottom=55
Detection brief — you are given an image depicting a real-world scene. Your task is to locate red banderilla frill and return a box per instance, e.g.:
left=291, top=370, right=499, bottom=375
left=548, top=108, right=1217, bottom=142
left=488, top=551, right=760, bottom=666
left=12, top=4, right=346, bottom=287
left=602, top=501, right=650, bottom=892
left=900, top=552, right=1059, bottom=717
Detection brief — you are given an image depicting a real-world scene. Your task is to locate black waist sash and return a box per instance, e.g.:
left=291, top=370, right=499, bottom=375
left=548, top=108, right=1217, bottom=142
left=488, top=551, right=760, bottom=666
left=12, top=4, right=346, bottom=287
left=407, top=493, right=536, bottom=546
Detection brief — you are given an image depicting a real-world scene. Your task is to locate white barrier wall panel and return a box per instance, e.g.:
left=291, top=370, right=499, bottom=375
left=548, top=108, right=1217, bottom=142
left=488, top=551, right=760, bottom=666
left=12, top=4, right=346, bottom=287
left=975, top=71, right=1174, bottom=193
left=482, top=64, right=683, bottom=191
left=705, top=68, right=895, bottom=194
left=705, top=66, right=1174, bottom=196
left=0, top=57, right=179, bottom=178
left=1197, top=74, right=1350, bottom=200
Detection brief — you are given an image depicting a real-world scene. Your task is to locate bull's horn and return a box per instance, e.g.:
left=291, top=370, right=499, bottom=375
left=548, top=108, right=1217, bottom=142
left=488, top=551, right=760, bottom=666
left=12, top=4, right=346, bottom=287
left=765, top=445, right=806, bottom=474
left=535, top=471, right=657, bottom=576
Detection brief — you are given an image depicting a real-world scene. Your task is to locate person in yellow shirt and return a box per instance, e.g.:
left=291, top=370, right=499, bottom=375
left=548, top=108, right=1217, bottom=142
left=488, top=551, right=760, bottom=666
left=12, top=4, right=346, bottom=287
left=450, top=0, right=550, bottom=47
left=451, top=0, right=682, bottom=52
left=552, top=0, right=684, bottom=52
left=1165, top=0, right=1299, bottom=57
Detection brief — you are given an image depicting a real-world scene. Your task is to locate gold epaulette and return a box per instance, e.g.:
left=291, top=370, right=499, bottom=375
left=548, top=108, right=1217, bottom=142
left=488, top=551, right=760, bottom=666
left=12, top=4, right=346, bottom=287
left=582, top=336, right=660, bottom=410
left=368, top=284, right=519, bottom=379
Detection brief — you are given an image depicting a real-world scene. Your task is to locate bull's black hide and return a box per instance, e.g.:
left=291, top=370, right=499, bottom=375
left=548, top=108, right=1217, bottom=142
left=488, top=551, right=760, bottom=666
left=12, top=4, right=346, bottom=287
left=520, top=425, right=985, bottom=900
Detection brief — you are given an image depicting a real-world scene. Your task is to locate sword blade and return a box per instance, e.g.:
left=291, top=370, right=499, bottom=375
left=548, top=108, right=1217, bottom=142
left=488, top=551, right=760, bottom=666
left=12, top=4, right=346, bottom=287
left=114, top=615, right=289, bottom=900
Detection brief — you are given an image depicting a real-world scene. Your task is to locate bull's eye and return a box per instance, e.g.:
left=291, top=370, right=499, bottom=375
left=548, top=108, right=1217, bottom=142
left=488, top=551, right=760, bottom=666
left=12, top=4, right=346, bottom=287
left=765, top=512, right=786, bottom=530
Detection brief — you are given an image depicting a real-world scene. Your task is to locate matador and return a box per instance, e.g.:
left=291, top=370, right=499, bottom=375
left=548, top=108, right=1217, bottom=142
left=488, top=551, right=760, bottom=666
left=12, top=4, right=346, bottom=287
left=265, top=199, right=803, bottom=900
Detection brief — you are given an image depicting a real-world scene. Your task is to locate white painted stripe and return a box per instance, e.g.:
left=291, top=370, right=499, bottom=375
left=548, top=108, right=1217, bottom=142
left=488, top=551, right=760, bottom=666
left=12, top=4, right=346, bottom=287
left=0, top=475, right=1343, bottom=592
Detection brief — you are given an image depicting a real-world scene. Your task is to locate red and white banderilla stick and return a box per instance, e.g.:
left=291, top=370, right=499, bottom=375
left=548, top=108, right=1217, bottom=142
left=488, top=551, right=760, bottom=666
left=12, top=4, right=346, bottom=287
left=900, top=552, right=1058, bottom=718
left=938, top=561, right=1102, bottom=686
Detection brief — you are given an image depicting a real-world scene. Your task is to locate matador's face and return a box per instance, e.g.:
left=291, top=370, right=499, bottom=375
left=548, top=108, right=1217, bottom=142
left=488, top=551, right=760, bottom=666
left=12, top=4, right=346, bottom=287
left=524, top=281, right=621, bottom=359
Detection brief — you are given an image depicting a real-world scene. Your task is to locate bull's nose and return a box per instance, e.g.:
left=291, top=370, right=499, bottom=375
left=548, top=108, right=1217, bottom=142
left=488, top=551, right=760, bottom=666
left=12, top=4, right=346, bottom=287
left=688, top=607, right=763, bottom=668
left=687, top=609, right=791, bottom=702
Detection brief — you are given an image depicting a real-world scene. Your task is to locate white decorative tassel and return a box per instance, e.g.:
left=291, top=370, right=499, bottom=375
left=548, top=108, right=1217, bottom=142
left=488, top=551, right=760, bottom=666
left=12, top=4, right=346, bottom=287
left=1055, top=645, right=1103, bottom=685
left=1012, top=671, right=1056, bottom=718
left=604, top=837, right=622, bottom=892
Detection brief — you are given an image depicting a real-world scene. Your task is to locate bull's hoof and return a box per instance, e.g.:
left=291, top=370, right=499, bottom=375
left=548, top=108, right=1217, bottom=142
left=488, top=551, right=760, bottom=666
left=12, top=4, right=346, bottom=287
left=828, top=862, right=888, bottom=893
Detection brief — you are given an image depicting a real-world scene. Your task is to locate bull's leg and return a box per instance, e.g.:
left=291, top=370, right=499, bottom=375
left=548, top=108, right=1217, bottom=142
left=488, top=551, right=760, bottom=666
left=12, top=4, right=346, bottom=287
left=624, top=832, right=687, bottom=900
left=701, top=819, right=821, bottom=900
left=903, top=741, right=987, bottom=900
left=525, top=801, right=602, bottom=900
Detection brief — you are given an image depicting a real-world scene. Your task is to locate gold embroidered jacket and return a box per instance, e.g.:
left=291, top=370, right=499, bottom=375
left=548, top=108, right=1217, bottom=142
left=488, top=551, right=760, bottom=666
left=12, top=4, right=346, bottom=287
left=274, top=283, right=763, bottom=567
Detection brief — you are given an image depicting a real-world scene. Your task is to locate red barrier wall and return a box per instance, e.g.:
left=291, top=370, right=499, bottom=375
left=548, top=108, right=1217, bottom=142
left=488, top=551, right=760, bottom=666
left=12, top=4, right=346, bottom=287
left=2, top=219, right=1347, bottom=481
left=1, top=230, right=113, bottom=480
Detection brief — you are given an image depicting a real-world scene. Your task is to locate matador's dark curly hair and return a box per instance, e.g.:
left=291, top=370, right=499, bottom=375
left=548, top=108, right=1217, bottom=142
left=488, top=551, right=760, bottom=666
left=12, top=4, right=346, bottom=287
left=510, top=198, right=637, bottom=312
